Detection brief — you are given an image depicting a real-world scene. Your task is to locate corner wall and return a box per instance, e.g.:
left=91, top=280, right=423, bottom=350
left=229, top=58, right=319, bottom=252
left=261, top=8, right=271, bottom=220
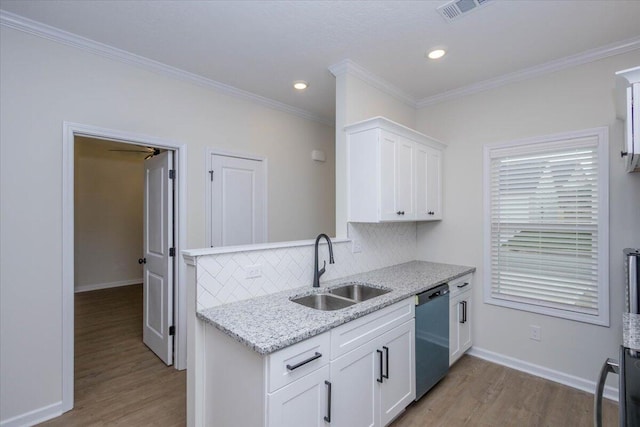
left=414, top=51, right=640, bottom=388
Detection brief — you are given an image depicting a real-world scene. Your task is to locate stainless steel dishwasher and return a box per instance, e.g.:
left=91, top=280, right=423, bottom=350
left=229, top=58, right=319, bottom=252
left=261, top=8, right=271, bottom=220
left=415, top=283, right=450, bottom=400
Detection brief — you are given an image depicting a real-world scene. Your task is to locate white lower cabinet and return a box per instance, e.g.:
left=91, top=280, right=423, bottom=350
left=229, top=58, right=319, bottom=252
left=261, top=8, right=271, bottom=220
left=203, top=297, right=415, bottom=427
left=330, top=338, right=378, bottom=427
left=378, top=321, right=415, bottom=426
left=449, top=274, right=473, bottom=365
left=267, top=365, right=331, bottom=427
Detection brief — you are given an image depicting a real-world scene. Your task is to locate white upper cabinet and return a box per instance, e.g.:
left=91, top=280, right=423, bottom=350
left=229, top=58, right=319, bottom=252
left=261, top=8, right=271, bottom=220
left=346, top=117, right=447, bottom=223
left=616, top=66, right=640, bottom=173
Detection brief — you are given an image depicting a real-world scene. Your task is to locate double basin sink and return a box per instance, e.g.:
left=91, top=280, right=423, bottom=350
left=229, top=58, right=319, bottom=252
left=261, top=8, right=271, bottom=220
left=291, top=283, right=390, bottom=311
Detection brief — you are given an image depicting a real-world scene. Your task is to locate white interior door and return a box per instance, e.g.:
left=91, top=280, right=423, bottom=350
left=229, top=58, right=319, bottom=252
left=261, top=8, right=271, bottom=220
left=211, top=154, right=266, bottom=246
left=143, top=151, right=174, bottom=365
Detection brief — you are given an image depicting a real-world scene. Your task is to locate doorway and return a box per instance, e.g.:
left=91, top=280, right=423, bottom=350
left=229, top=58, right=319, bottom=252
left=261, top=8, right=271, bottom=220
left=61, top=122, right=187, bottom=413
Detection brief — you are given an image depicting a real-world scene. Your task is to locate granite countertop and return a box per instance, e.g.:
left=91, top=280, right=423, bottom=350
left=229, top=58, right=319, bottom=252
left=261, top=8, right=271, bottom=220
left=197, top=260, right=475, bottom=355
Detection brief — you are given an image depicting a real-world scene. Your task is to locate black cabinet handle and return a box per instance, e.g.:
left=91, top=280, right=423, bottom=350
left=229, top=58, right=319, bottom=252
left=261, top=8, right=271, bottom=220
left=383, top=346, right=389, bottom=379
left=460, top=301, right=467, bottom=323
left=286, top=352, right=322, bottom=371
left=459, top=301, right=465, bottom=324
left=324, top=380, right=332, bottom=423
left=621, top=151, right=628, bottom=158
left=396, top=211, right=405, bottom=215
left=138, top=258, right=146, bottom=264
left=377, top=349, right=384, bottom=383
left=457, top=282, right=470, bottom=289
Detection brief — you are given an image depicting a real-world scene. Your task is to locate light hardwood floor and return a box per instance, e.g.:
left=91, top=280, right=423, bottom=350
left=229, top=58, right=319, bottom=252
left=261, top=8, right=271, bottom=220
left=39, top=284, right=186, bottom=426
left=40, top=284, right=617, bottom=426
left=392, top=354, right=619, bottom=427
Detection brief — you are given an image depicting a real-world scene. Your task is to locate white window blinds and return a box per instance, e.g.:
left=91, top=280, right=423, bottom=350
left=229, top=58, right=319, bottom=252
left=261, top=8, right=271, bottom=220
left=484, top=129, right=609, bottom=325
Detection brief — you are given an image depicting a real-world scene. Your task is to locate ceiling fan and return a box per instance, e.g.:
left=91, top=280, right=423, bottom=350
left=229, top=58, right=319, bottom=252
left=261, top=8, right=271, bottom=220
left=108, top=147, right=161, bottom=159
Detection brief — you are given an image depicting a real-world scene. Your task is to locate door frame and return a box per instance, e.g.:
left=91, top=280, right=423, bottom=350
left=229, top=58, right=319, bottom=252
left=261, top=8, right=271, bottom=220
left=205, top=148, right=268, bottom=247
left=62, top=122, right=188, bottom=413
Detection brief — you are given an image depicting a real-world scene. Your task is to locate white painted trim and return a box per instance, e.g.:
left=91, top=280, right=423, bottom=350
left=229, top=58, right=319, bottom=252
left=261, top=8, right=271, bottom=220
left=482, top=126, right=610, bottom=326
left=204, top=148, right=269, bottom=248
left=61, top=122, right=188, bottom=423
left=74, top=278, right=142, bottom=293
left=329, top=59, right=417, bottom=108
left=182, top=237, right=350, bottom=258
left=344, top=116, right=447, bottom=150
left=0, top=10, right=332, bottom=127
left=468, top=347, right=619, bottom=403
left=0, top=401, right=63, bottom=427
left=417, top=36, right=640, bottom=108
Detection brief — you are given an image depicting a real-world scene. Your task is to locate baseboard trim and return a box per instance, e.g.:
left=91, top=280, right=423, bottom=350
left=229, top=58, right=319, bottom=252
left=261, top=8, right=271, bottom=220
left=468, top=346, right=619, bottom=403
left=75, top=278, right=142, bottom=293
left=0, top=401, right=63, bottom=427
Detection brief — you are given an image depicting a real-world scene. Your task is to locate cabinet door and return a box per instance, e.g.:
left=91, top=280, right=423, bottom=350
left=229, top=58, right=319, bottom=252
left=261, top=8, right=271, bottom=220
left=378, top=320, right=415, bottom=426
left=395, top=137, right=415, bottom=219
left=449, top=295, right=461, bottom=365
left=459, top=293, right=472, bottom=354
left=267, top=365, right=330, bottom=427
left=426, top=148, right=442, bottom=219
left=416, top=145, right=441, bottom=221
left=449, top=292, right=472, bottom=365
left=330, top=340, right=378, bottom=427
left=379, top=132, right=414, bottom=221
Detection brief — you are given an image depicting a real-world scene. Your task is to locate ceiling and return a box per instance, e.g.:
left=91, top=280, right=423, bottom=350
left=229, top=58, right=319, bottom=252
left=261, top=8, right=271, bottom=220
left=1, top=0, right=640, bottom=124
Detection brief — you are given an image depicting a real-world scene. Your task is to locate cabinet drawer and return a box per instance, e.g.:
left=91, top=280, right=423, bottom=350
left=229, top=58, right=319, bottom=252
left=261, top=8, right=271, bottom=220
left=448, top=273, right=472, bottom=298
left=267, top=332, right=331, bottom=393
left=331, top=298, right=414, bottom=359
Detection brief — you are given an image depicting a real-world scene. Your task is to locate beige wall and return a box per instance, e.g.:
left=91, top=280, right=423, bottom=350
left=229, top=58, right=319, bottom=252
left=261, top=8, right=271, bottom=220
left=74, top=137, right=144, bottom=291
left=0, top=26, right=334, bottom=423
left=334, top=72, right=416, bottom=237
left=415, top=51, right=640, bottom=386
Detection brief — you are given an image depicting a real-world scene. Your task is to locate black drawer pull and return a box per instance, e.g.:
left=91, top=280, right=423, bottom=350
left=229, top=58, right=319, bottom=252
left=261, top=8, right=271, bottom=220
left=286, top=352, right=322, bottom=371
left=383, top=346, right=389, bottom=379
left=457, top=282, right=470, bottom=289
left=324, top=380, right=332, bottom=423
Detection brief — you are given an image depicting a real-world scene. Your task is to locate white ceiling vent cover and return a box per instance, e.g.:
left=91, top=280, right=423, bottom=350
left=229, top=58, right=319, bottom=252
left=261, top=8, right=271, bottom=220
left=437, top=0, right=492, bottom=22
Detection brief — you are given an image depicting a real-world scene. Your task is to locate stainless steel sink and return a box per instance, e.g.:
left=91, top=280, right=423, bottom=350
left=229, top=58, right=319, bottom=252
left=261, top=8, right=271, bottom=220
left=329, top=283, right=390, bottom=302
left=290, top=293, right=355, bottom=311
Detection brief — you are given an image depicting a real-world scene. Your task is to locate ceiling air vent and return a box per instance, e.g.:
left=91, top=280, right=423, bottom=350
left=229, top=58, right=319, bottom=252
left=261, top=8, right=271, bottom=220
left=437, top=0, right=492, bottom=22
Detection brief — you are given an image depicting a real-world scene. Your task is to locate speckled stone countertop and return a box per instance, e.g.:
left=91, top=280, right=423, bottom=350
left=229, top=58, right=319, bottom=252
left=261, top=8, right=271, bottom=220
left=197, top=261, right=475, bottom=355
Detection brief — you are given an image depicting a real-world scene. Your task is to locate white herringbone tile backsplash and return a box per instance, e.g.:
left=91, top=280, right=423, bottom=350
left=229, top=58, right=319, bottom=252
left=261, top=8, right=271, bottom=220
left=196, top=223, right=417, bottom=310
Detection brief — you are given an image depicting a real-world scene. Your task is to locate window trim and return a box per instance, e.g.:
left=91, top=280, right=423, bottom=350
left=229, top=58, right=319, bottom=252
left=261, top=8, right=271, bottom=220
left=483, top=127, right=609, bottom=326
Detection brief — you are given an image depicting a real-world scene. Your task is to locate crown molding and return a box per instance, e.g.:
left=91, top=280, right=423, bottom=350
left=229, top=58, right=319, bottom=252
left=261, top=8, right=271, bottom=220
left=417, top=36, right=640, bottom=108
left=0, top=10, right=333, bottom=127
left=329, top=59, right=417, bottom=108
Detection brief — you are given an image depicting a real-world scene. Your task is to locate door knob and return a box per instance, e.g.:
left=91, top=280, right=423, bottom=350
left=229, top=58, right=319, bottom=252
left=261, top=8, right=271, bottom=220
left=138, top=258, right=146, bottom=264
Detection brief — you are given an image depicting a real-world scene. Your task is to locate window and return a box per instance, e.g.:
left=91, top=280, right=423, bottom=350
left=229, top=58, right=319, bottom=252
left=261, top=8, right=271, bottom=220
left=483, top=128, right=609, bottom=325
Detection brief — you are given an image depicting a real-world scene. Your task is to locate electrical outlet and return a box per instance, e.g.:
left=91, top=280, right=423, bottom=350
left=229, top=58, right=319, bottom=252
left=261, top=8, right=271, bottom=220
left=245, top=265, right=262, bottom=279
left=352, top=240, right=362, bottom=253
left=529, top=325, right=541, bottom=341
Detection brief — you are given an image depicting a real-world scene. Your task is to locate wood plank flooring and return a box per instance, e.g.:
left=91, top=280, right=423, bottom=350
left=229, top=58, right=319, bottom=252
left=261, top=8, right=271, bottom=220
left=39, top=285, right=186, bottom=426
left=39, top=284, right=617, bottom=426
left=392, top=354, right=619, bottom=427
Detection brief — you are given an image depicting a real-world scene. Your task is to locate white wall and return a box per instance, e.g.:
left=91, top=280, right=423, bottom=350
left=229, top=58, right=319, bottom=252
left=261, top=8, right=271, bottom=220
left=0, top=26, right=334, bottom=424
left=334, top=71, right=416, bottom=237
left=415, top=51, right=640, bottom=387
left=74, top=137, right=144, bottom=292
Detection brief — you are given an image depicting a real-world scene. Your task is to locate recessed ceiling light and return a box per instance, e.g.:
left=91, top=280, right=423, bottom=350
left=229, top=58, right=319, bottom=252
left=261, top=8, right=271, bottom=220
left=427, top=49, right=446, bottom=60
left=293, top=81, right=308, bottom=90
